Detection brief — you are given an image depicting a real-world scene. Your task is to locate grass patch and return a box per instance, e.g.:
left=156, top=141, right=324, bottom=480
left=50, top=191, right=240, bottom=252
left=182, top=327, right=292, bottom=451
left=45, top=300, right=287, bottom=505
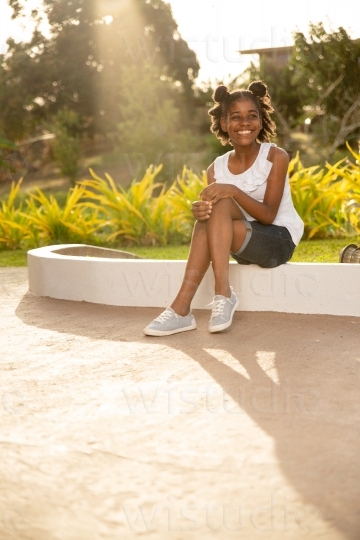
left=0, top=249, right=28, bottom=267
left=124, top=244, right=190, bottom=260
left=129, top=237, right=359, bottom=263
left=0, top=237, right=358, bottom=267
left=291, top=237, right=360, bottom=263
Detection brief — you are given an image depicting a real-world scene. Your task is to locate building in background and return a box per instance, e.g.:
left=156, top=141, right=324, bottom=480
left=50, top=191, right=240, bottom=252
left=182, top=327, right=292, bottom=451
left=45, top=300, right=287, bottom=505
left=238, top=45, right=293, bottom=68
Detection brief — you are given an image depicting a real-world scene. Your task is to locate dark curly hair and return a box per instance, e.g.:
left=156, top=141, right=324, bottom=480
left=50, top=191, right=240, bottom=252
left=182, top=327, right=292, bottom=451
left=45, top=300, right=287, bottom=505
left=208, top=80, right=276, bottom=145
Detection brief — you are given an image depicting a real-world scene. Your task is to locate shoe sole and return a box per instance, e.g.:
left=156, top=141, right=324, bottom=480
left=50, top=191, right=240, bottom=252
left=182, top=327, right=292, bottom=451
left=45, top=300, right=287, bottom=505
left=208, top=299, right=239, bottom=333
left=143, top=323, right=197, bottom=337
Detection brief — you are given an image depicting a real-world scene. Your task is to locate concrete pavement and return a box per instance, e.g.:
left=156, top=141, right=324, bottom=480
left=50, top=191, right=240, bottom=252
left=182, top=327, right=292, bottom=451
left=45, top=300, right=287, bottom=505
left=1, top=267, right=359, bottom=540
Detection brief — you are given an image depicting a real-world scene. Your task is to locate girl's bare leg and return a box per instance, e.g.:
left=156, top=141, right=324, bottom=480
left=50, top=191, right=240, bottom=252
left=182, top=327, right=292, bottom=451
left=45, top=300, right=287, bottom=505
left=170, top=221, right=211, bottom=316
left=171, top=200, right=248, bottom=314
left=206, top=198, right=247, bottom=297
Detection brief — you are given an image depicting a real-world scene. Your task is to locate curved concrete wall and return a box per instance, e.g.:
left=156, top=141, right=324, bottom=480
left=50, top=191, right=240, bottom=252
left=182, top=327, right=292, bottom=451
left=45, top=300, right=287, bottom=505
left=27, top=244, right=360, bottom=317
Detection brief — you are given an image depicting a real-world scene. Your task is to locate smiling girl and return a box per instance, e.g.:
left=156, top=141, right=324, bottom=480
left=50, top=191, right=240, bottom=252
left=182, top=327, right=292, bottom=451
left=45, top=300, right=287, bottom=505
left=144, top=81, right=304, bottom=336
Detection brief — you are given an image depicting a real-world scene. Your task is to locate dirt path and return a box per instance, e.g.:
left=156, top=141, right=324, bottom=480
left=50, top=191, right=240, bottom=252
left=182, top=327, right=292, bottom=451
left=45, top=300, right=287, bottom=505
left=1, top=267, right=359, bottom=539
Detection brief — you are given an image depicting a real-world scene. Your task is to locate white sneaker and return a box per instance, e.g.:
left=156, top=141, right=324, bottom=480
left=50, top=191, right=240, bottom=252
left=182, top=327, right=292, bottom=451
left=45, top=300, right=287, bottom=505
left=208, top=287, right=239, bottom=333
left=143, top=308, right=197, bottom=336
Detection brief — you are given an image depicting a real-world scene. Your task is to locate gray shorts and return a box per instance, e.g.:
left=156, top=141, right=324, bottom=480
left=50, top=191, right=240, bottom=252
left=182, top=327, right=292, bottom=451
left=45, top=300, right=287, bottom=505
left=230, top=220, right=296, bottom=268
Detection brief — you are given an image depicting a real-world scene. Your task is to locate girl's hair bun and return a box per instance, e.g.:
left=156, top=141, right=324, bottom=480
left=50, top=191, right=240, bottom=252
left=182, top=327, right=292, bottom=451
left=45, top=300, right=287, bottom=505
left=213, top=85, right=229, bottom=103
left=248, top=80, right=267, bottom=98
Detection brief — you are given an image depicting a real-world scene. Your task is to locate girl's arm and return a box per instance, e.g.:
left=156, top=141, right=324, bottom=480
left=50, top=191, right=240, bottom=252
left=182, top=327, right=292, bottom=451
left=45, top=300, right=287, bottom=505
left=200, top=147, right=289, bottom=225
left=191, top=162, right=216, bottom=221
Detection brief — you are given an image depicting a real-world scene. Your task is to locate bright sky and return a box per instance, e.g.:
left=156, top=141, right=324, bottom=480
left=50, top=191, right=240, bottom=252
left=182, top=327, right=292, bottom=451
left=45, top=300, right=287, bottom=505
left=1, top=0, right=359, bottom=85
left=168, top=0, right=360, bottom=84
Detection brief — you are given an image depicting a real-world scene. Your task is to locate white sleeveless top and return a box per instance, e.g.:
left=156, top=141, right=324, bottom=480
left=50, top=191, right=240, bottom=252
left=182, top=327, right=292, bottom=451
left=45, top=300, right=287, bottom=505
left=213, top=143, right=304, bottom=245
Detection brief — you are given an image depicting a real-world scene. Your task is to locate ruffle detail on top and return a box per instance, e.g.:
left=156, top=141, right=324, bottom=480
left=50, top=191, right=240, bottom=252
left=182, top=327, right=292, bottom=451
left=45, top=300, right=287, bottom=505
left=215, top=143, right=275, bottom=194
left=240, top=152, right=273, bottom=193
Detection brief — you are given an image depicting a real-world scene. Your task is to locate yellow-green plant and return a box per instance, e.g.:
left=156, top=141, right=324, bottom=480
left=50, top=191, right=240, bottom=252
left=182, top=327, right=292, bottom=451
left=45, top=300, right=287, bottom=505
left=23, top=185, right=101, bottom=246
left=324, top=143, right=360, bottom=235
left=167, top=167, right=207, bottom=241
left=289, top=153, right=360, bottom=239
left=79, top=165, right=177, bottom=246
left=2, top=142, right=359, bottom=251
left=0, top=179, right=30, bottom=250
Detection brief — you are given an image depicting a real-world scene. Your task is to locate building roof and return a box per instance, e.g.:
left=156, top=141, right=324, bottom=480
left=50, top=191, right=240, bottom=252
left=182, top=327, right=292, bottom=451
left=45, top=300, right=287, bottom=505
left=238, top=45, right=294, bottom=67
left=238, top=45, right=294, bottom=55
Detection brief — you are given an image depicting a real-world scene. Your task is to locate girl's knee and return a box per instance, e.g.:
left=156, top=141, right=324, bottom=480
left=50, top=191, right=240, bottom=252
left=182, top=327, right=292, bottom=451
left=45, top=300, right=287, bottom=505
left=209, top=198, right=243, bottom=221
left=209, top=198, right=233, bottom=216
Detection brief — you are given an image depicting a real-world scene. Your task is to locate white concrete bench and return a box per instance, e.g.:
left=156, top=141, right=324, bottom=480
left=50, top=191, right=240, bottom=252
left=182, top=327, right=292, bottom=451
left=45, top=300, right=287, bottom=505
left=27, top=244, right=360, bottom=317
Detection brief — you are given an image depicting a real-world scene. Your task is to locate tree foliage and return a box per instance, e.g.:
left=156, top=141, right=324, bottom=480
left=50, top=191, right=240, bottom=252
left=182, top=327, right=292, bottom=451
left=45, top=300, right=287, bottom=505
left=113, top=63, right=200, bottom=181
left=51, top=109, right=82, bottom=184
left=291, top=23, right=360, bottom=154
left=1, top=0, right=200, bottom=141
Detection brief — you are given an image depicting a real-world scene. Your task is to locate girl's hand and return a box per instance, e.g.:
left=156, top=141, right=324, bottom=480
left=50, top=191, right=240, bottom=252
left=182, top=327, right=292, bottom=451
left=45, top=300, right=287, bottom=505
left=192, top=200, right=212, bottom=221
left=200, top=183, right=236, bottom=204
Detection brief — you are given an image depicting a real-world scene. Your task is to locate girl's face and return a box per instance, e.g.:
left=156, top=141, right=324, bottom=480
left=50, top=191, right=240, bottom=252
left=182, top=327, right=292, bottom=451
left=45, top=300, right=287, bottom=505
left=220, top=98, right=262, bottom=146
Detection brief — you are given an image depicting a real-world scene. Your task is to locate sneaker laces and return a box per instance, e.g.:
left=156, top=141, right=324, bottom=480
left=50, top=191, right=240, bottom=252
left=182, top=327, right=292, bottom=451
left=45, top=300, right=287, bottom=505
left=154, top=308, right=177, bottom=323
left=208, top=297, right=227, bottom=319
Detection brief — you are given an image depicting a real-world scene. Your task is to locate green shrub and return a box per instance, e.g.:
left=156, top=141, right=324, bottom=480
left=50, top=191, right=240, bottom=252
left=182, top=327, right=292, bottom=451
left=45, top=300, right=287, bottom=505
left=0, top=179, right=30, bottom=250
left=167, top=166, right=207, bottom=242
left=289, top=150, right=360, bottom=239
left=79, top=165, right=179, bottom=246
left=23, top=185, right=101, bottom=246
left=51, top=110, right=82, bottom=184
left=1, top=142, right=359, bottom=250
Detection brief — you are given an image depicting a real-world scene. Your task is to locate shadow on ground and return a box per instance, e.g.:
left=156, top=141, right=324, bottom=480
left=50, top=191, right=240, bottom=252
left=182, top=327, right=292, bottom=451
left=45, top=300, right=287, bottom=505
left=15, top=291, right=360, bottom=539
